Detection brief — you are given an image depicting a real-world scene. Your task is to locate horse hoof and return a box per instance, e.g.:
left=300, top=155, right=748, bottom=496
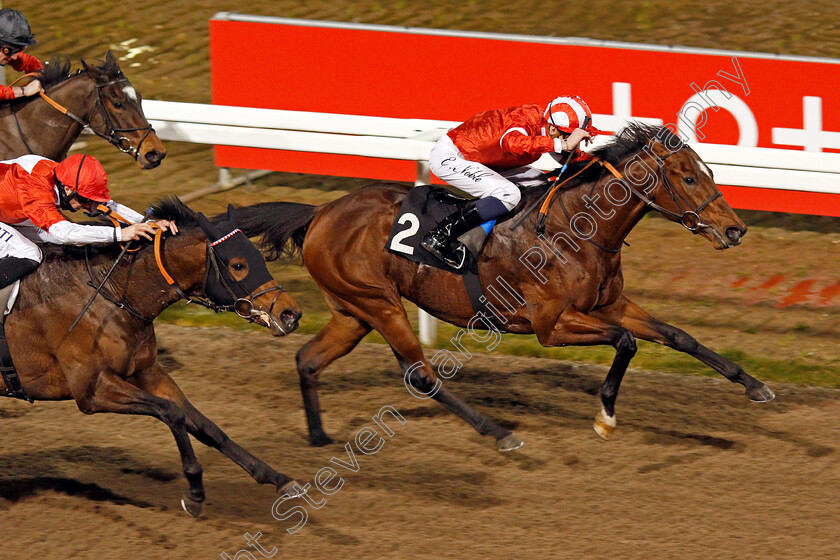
left=309, top=434, right=335, bottom=447
left=593, top=409, right=616, bottom=441
left=180, top=496, right=204, bottom=518
left=497, top=433, right=524, bottom=452
left=278, top=480, right=307, bottom=499
left=746, top=383, right=775, bottom=402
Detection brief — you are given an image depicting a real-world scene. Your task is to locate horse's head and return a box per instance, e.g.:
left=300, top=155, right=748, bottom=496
left=148, top=197, right=301, bottom=336
left=193, top=207, right=302, bottom=336
left=646, top=132, right=746, bottom=249
left=80, top=51, right=166, bottom=169
left=601, top=125, right=746, bottom=250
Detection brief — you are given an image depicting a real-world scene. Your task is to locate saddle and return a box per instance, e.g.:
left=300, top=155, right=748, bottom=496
left=386, top=186, right=504, bottom=329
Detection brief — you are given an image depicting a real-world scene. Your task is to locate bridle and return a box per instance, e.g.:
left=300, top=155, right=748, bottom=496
left=89, top=77, right=156, bottom=159
left=82, top=216, right=287, bottom=331
left=546, top=143, right=723, bottom=254
left=155, top=228, right=288, bottom=328
left=11, top=71, right=155, bottom=161
left=603, top=143, right=723, bottom=233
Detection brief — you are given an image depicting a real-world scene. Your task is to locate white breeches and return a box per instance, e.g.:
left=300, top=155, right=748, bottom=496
left=0, top=220, right=51, bottom=315
left=428, top=135, right=523, bottom=210
left=0, top=220, right=46, bottom=262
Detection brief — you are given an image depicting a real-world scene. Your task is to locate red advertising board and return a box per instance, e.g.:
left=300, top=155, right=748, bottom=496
left=209, top=14, right=840, bottom=216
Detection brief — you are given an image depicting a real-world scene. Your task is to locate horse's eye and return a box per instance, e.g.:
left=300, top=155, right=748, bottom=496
left=684, top=176, right=696, bottom=185
left=114, top=102, right=124, bottom=109
left=231, top=263, right=246, bottom=271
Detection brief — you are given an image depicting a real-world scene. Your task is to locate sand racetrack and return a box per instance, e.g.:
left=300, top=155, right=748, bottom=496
left=1, top=323, right=838, bottom=559
left=2, top=1, right=840, bottom=557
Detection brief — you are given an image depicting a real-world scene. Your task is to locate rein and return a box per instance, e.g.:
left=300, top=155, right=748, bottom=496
left=599, top=155, right=723, bottom=232
left=10, top=72, right=154, bottom=160
left=527, top=143, right=723, bottom=254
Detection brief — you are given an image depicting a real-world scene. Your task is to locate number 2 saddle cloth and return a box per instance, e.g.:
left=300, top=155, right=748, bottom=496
left=386, top=185, right=496, bottom=275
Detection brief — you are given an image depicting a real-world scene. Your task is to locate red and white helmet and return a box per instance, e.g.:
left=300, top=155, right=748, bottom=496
left=545, top=95, right=594, bottom=134
left=55, top=154, right=110, bottom=203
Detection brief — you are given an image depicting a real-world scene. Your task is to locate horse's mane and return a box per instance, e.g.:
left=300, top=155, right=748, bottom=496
left=544, top=122, right=685, bottom=189
left=36, top=55, right=124, bottom=90
left=36, top=57, right=74, bottom=89
left=147, top=196, right=200, bottom=228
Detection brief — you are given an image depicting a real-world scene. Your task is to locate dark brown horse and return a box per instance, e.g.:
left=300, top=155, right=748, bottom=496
left=1, top=198, right=302, bottom=516
left=233, top=124, right=775, bottom=451
left=0, top=51, right=165, bottom=168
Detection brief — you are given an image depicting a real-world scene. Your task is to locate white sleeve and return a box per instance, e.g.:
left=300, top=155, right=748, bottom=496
left=105, top=200, right=145, bottom=224
left=47, top=220, right=121, bottom=245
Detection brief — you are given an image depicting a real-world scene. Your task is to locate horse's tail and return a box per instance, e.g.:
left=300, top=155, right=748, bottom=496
left=229, top=202, right=317, bottom=262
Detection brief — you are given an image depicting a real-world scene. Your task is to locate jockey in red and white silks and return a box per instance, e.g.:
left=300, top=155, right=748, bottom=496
left=422, top=96, right=601, bottom=270
left=0, top=154, right=176, bottom=312
left=0, top=9, right=44, bottom=101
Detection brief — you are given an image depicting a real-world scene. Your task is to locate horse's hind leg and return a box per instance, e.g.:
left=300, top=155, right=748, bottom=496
left=296, top=310, right=371, bottom=446
left=350, top=297, right=520, bottom=451
left=129, top=364, right=300, bottom=498
left=593, top=296, right=775, bottom=403
left=73, top=368, right=207, bottom=516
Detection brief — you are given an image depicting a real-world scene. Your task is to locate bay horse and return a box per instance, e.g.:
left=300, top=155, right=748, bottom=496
left=233, top=123, right=775, bottom=451
left=0, top=51, right=165, bottom=168
left=0, top=198, right=303, bottom=516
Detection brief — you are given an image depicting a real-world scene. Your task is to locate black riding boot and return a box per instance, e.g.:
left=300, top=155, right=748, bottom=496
left=0, top=256, right=40, bottom=402
left=0, top=256, right=40, bottom=289
left=421, top=204, right=486, bottom=270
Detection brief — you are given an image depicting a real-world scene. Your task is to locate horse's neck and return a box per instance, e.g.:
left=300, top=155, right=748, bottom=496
left=107, top=233, right=208, bottom=318
left=554, top=157, right=655, bottom=251
left=21, top=78, right=95, bottom=160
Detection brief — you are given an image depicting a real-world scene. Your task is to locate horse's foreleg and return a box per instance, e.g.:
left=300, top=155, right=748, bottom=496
left=296, top=312, right=371, bottom=446
left=536, top=309, right=639, bottom=440
left=592, top=296, right=775, bottom=402
left=72, top=368, right=207, bottom=516
left=128, top=364, right=300, bottom=497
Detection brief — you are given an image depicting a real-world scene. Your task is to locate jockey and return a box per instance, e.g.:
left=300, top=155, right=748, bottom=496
left=0, top=154, right=176, bottom=291
left=0, top=9, right=43, bottom=101
left=423, top=96, right=599, bottom=269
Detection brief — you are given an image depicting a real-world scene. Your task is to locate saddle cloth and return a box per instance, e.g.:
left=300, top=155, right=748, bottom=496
left=386, top=186, right=509, bottom=331
left=386, top=186, right=495, bottom=275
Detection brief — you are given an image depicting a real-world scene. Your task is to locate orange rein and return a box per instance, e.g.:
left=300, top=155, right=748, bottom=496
left=536, top=158, right=602, bottom=223
left=153, top=227, right=176, bottom=286
left=93, top=204, right=174, bottom=284
left=9, top=72, right=72, bottom=115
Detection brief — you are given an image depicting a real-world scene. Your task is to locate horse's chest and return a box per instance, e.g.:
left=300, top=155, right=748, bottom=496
left=103, top=327, right=157, bottom=375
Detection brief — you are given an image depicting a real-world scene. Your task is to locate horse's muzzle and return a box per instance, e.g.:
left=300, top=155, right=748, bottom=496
left=242, top=303, right=300, bottom=336
left=141, top=149, right=167, bottom=169
left=725, top=225, right=747, bottom=246
left=278, top=308, right=302, bottom=335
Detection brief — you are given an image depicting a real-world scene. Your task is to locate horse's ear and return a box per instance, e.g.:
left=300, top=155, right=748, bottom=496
left=105, top=50, right=120, bottom=68
left=195, top=212, right=221, bottom=242
left=226, top=204, right=238, bottom=228
left=82, top=58, right=102, bottom=81
left=651, top=139, right=678, bottom=160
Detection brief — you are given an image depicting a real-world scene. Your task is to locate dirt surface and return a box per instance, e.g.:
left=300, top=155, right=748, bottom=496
left=2, top=1, right=839, bottom=558
left=1, top=324, right=838, bottom=559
